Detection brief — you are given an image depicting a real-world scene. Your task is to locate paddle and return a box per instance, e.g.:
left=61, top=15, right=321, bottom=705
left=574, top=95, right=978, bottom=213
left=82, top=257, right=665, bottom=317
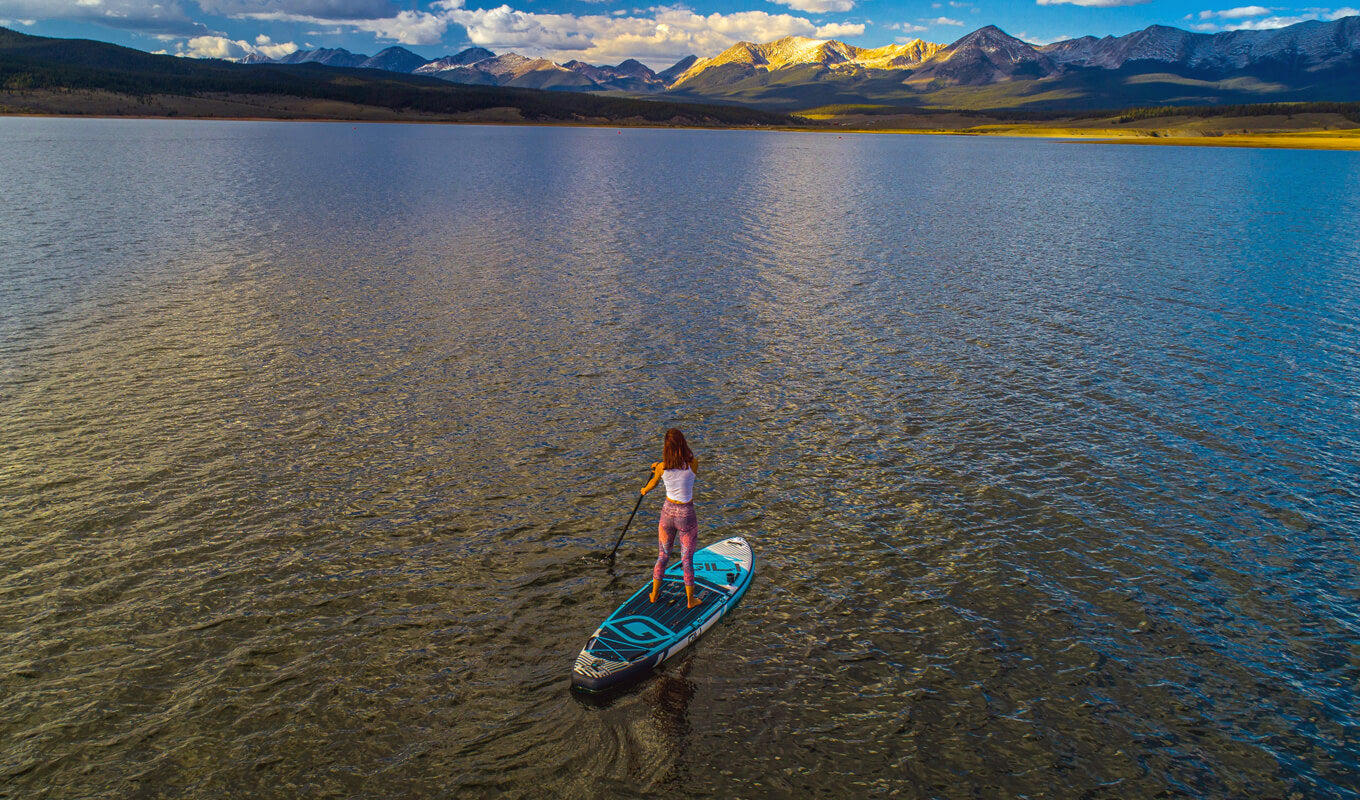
left=606, top=485, right=648, bottom=563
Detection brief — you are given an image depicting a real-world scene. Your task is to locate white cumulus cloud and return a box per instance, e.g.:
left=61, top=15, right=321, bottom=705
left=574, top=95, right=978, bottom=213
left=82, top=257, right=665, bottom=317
left=419, top=2, right=826, bottom=64
left=253, top=32, right=297, bottom=57
left=241, top=2, right=839, bottom=64
left=432, top=2, right=594, bottom=50
left=1193, top=5, right=1357, bottom=30
left=182, top=34, right=250, bottom=57
left=1226, top=13, right=1318, bottom=27
left=768, top=0, right=855, bottom=12
left=349, top=9, right=448, bottom=44
left=1214, top=5, right=1273, bottom=17
left=176, top=31, right=298, bottom=58
left=814, top=21, right=864, bottom=37
left=1036, top=0, right=1151, bottom=7
left=922, top=15, right=964, bottom=25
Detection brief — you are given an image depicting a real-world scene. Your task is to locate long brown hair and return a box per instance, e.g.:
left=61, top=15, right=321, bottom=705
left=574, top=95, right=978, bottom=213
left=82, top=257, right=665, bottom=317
left=662, top=428, right=694, bottom=471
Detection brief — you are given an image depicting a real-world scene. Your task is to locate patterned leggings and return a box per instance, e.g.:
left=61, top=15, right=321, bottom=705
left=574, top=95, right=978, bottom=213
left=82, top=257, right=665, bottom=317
left=653, top=500, right=698, bottom=587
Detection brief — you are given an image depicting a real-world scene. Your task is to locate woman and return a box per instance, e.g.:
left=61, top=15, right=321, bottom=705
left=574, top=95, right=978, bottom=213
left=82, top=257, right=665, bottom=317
left=640, top=428, right=702, bottom=609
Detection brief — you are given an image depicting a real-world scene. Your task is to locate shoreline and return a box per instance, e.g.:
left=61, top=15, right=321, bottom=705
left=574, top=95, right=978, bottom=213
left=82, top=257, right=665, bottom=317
left=823, top=126, right=1360, bottom=150
left=4, top=109, right=1359, bottom=151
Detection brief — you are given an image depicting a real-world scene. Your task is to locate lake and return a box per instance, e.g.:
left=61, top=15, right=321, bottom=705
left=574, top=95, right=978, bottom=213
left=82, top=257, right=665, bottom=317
left=1, top=117, right=1358, bottom=799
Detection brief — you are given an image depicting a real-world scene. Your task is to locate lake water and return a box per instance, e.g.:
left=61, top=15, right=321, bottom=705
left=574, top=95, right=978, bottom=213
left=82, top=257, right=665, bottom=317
left=2, top=117, right=1358, bottom=799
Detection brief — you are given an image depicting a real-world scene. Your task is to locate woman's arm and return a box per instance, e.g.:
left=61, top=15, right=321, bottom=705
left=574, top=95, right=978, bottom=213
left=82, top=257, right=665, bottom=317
left=640, top=462, right=665, bottom=495
left=690, top=456, right=699, bottom=475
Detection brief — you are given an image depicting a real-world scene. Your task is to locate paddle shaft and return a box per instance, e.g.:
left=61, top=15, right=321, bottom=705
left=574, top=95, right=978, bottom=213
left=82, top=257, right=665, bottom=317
left=606, top=491, right=647, bottom=562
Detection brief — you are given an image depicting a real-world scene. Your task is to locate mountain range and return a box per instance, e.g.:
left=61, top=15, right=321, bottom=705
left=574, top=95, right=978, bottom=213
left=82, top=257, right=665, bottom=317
left=242, top=16, right=1359, bottom=109
left=668, top=18, right=1360, bottom=108
left=246, top=43, right=675, bottom=93
left=0, top=26, right=791, bottom=125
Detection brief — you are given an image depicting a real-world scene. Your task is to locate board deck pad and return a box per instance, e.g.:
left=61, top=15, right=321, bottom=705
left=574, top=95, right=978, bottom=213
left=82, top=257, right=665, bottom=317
left=572, top=537, right=753, bottom=691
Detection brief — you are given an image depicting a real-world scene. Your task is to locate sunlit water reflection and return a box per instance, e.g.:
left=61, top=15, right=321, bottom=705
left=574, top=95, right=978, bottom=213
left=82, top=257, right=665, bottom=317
left=2, top=118, right=1358, bottom=798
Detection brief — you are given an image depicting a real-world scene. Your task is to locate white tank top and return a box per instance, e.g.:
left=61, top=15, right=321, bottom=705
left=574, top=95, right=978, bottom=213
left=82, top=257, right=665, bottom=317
left=662, top=465, right=695, bottom=503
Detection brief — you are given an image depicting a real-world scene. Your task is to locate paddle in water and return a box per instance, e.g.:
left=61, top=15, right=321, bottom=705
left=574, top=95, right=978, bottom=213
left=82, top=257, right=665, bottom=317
left=605, top=491, right=645, bottom=563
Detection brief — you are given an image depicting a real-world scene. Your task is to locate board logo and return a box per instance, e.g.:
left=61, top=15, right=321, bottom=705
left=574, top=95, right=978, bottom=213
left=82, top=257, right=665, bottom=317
left=607, top=616, right=673, bottom=646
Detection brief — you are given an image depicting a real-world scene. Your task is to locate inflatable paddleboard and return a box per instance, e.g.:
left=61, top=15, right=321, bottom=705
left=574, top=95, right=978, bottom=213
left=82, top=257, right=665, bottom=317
left=572, top=537, right=753, bottom=692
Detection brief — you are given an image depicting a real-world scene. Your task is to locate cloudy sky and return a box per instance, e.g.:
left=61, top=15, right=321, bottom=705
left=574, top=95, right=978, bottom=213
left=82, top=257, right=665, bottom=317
left=1, top=0, right=1356, bottom=69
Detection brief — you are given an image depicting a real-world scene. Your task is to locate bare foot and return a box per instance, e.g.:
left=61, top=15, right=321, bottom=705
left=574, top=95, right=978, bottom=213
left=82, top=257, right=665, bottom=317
left=687, top=596, right=702, bottom=609
left=649, top=589, right=659, bottom=603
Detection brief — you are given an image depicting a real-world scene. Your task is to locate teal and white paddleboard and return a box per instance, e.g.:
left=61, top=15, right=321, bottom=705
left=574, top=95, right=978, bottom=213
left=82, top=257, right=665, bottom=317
left=572, top=537, right=754, bottom=691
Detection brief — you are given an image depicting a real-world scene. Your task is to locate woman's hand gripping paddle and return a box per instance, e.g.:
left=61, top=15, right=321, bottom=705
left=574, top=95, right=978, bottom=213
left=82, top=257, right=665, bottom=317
left=606, top=464, right=662, bottom=563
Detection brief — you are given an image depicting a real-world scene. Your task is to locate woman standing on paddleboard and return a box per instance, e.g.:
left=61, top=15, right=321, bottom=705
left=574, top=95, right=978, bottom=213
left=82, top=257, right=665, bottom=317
left=641, top=429, right=702, bottom=609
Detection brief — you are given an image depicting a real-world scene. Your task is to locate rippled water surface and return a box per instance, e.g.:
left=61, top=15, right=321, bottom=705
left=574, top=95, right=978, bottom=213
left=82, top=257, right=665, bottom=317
left=2, top=118, right=1359, bottom=799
